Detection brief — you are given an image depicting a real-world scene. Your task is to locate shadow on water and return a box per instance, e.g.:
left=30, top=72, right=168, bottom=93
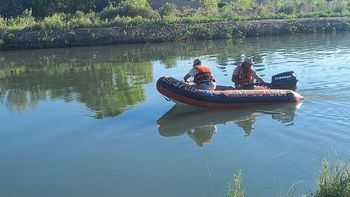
left=157, top=103, right=301, bottom=147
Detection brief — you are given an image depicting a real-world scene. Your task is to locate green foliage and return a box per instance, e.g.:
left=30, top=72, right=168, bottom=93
left=111, top=16, right=154, bottom=26
left=332, top=0, right=349, bottom=13
left=227, top=170, right=245, bottom=197
left=42, top=13, right=66, bottom=29
left=158, top=16, right=181, bottom=25
left=0, top=17, right=5, bottom=27
left=159, top=2, right=179, bottom=17
left=180, top=15, right=221, bottom=24
left=66, top=11, right=96, bottom=28
left=201, top=0, right=219, bottom=13
left=11, top=9, right=36, bottom=28
left=116, top=0, right=160, bottom=19
left=232, top=0, right=255, bottom=10
left=22, top=0, right=96, bottom=17
left=278, top=2, right=296, bottom=15
left=99, top=0, right=160, bottom=20
left=98, top=3, right=119, bottom=20
left=2, top=0, right=350, bottom=21
left=182, top=7, right=201, bottom=17
left=315, top=160, right=350, bottom=197
left=219, top=3, right=242, bottom=20
left=0, top=0, right=350, bottom=44
left=255, top=4, right=274, bottom=17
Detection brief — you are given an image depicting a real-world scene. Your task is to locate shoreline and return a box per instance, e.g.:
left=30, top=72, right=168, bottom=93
left=1, top=17, right=350, bottom=50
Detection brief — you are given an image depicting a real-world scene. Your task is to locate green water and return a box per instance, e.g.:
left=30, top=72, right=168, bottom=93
left=1, top=32, right=350, bottom=196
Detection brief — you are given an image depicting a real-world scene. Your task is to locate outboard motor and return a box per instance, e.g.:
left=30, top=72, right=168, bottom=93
left=271, top=71, right=298, bottom=91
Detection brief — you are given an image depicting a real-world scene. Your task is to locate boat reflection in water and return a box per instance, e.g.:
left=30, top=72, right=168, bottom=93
left=157, top=103, right=302, bottom=147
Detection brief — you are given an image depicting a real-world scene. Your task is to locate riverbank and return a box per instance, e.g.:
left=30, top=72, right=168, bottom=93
left=1, top=17, right=350, bottom=50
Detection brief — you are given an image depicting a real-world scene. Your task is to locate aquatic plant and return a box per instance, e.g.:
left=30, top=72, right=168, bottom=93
left=314, top=160, right=350, bottom=197
left=227, top=170, right=245, bottom=197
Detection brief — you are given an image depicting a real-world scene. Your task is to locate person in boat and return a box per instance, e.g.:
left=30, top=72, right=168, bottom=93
left=232, top=57, right=265, bottom=89
left=183, top=59, right=216, bottom=90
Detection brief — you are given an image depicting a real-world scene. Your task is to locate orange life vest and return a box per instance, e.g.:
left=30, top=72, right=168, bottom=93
left=236, top=67, right=254, bottom=84
left=193, top=65, right=215, bottom=84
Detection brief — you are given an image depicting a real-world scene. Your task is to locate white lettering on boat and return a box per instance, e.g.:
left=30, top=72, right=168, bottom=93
left=162, top=77, right=290, bottom=97
left=163, top=77, right=197, bottom=92
left=230, top=90, right=288, bottom=98
left=274, top=75, right=292, bottom=80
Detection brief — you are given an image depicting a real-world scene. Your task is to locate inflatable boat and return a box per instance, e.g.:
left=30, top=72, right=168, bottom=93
left=156, top=71, right=303, bottom=109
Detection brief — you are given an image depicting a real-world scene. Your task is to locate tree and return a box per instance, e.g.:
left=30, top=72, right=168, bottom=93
left=201, top=0, right=218, bottom=12
left=0, top=0, right=24, bottom=17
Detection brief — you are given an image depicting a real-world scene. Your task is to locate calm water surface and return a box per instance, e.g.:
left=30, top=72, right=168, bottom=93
left=1, top=32, right=350, bottom=197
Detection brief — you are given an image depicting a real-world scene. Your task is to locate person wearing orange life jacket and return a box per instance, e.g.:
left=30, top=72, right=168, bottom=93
left=232, top=57, right=265, bottom=89
left=183, top=59, right=216, bottom=90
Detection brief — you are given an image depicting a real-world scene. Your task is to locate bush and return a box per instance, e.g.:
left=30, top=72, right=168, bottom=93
left=111, top=16, right=156, bottom=26
left=66, top=11, right=96, bottom=28
left=182, top=7, right=201, bottom=17
left=158, top=15, right=181, bottom=25
left=159, top=2, right=179, bottom=17
left=8, top=9, right=36, bottom=29
left=98, top=0, right=160, bottom=20
left=201, top=0, right=219, bottom=13
left=116, top=0, right=160, bottom=19
left=0, top=17, right=6, bottom=27
left=219, top=3, right=241, bottom=19
left=256, top=4, right=274, bottom=17
left=332, top=0, right=348, bottom=13
left=278, top=2, right=296, bottom=15
left=98, top=3, right=119, bottom=20
left=232, top=0, right=255, bottom=10
left=42, top=13, right=66, bottom=29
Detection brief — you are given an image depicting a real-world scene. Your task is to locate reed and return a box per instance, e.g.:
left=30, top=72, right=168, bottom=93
left=314, top=160, right=350, bottom=197
left=227, top=170, right=245, bottom=197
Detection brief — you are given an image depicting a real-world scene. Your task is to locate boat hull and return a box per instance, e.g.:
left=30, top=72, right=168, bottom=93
left=156, top=77, right=303, bottom=109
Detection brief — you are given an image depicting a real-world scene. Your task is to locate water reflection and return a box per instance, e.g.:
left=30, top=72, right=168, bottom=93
left=2, top=32, right=349, bottom=74
left=157, top=103, right=301, bottom=146
left=1, top=32, right=349, bottom=118
left=0, top=60, right=153, bottom=118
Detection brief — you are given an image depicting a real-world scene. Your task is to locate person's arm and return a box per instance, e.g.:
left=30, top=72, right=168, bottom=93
left=232, top=74, right=240, bottom=84
left=252, top=71, right=265, bottom=84
left=184, top=74, right=190, bottom=82
left=231, top=67, right=239, bottom=83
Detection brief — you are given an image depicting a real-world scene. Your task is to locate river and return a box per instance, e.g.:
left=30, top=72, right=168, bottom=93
left=1, top=32, right=350, bottom=196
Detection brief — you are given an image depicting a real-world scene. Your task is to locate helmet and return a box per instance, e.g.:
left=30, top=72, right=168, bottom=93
left=193, top=59, right=201, bottom=66
left=243, top=57, right=254, bottom=65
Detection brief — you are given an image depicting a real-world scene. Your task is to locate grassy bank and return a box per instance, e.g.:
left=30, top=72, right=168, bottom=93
left=1, top=0, right=350, bottom=50
left=2, top=17, right=350, bottom=50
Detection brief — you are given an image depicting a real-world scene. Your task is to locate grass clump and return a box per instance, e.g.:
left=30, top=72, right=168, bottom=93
left=227, top=170, right=245, bottom=197
left=314, top=160, right=350, bottom=197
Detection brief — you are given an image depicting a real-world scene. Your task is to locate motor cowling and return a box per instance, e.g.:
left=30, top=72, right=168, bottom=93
left=271, top=71, right=298, bottom=91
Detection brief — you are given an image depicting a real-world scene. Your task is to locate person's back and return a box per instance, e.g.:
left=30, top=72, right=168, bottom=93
left=184, top=59, right=216, bottom=90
